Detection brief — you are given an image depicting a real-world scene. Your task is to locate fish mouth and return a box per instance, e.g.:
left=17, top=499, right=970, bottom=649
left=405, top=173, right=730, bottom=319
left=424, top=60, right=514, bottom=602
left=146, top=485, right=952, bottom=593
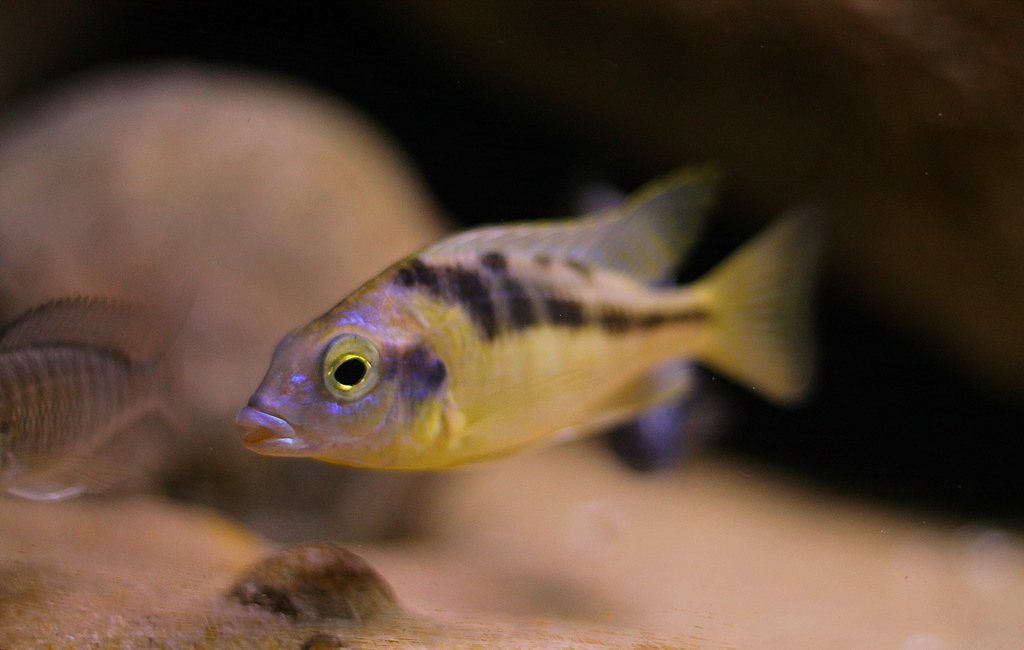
left=236, top=407, right=306, bottom=455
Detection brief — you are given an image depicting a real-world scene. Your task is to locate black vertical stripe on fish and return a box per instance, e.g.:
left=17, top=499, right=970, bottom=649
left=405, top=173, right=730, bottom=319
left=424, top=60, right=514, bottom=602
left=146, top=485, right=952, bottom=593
left=499, top=276, right=539, bottom=331
left=394, top=260, right=500, bottom=340
left=475, top=256, right=540, bottom=333
left=443, top=267, right=499, bottom=341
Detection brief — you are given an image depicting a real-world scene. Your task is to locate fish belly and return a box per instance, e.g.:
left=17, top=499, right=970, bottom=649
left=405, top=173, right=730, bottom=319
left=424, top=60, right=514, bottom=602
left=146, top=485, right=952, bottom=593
left=445, top=320, right=704, bottom=464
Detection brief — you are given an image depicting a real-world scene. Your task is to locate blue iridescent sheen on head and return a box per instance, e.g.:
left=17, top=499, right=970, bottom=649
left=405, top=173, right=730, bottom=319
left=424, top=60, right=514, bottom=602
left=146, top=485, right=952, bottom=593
left=240, top=267, right=458, bottom=465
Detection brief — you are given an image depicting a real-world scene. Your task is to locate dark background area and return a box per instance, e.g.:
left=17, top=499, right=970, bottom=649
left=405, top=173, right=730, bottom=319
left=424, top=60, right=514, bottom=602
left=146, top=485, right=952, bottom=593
left=6, top=1, right=1024, bottom=523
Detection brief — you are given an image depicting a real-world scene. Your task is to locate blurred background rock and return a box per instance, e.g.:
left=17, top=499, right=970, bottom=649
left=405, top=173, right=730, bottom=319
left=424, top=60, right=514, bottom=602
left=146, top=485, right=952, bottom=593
left=0, top=62, right=445, bottom=541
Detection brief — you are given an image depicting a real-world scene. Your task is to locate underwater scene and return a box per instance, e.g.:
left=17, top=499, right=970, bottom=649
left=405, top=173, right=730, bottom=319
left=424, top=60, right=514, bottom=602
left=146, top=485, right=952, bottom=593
left=2, top=2, right=1024, bottom=648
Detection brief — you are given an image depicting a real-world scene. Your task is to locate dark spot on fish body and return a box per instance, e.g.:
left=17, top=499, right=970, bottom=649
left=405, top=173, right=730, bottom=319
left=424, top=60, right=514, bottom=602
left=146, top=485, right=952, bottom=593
left=637, top=313, right=668, bottom=329
left=399, top=344, right=447, bottom=396
left=565, top=258, right=593, bottom=279
left=476, top=252, right=541, bottom=333
left=394, top=266, right=415, bottom=288
left=479, top=250, right=508, bottom=272
left=425, top=356, right=447, bottom=390
left=393, top=257, right=441, bottom=294
left=384, top=343, right=447, bottom=415
left=595, top=307, right=708, bottom=334
left=544, top=296, right=586, bottom=327
left=377, top=346, right=400, bottom=382
left=599, top=309, right=632, bottom=334
left=664, top=308, right=709, bottom=326
left=533, top=253, right=552, bottom=268
left=410, top=258, right=441, bottom=292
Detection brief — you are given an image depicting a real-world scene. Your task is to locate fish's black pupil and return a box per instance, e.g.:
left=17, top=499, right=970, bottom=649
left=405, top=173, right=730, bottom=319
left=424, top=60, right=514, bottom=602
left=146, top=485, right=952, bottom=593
left=334, top=357, right=368, bottom=387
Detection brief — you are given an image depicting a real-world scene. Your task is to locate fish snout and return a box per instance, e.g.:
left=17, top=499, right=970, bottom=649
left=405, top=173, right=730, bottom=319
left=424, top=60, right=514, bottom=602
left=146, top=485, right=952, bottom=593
left=236, top=407, right=303, bottom=454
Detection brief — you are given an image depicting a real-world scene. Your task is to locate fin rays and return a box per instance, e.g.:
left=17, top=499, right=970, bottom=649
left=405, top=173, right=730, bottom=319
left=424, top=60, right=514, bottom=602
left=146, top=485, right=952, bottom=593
left=692, top=207, right=822, bottom=404
left=422, top=168, right=717, bottom=284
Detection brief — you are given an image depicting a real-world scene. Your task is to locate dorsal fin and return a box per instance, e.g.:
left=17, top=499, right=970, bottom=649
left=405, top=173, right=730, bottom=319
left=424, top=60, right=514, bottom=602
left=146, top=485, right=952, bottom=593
left=0, top=297, right=175, bottom=361
left=423, top=167, right=717, bottom=284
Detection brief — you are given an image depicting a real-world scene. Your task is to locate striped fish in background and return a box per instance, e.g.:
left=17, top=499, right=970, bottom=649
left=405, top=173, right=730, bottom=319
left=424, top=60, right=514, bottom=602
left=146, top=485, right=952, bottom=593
left=237, top=169, right=821, bottom=470
left=0, top=297, right=174, bottom=499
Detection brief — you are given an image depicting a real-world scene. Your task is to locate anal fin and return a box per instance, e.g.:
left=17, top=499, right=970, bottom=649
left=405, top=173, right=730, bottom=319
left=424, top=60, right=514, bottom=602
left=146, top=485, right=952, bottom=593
left=6, top=482, right=86, bottom=501
left=576, top=360, right=697, bottom=435
left=4, top=454, right=128, bottom=501
left=605, top=365, right=733, bottom=471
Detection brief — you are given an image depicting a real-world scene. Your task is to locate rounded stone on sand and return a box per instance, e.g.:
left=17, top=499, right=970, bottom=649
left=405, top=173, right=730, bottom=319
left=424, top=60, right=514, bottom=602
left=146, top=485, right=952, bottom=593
left=301, top=632, right=347, bottom=649
left=228, top=543, right=399, bottom=622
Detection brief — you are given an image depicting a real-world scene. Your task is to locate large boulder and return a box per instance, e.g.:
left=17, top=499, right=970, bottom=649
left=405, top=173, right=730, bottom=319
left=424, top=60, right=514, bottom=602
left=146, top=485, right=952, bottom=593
left=0, top=66, right=447, bottom=538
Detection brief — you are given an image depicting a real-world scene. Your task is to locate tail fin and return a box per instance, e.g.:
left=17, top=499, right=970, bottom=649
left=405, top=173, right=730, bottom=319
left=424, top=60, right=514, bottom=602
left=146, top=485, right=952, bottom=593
left=692, top=207, right=823, bottom=405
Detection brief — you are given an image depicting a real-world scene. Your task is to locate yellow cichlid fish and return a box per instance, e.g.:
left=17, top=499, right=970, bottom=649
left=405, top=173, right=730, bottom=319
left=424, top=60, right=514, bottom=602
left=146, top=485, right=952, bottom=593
left=237, top=169, right=820, bottom=470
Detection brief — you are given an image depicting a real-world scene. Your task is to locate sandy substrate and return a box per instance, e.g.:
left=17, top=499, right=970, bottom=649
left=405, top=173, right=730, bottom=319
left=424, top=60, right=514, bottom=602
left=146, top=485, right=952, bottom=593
left=0, top=492, right=681, bottom=648
left=399, top=443, right=1024, bottom=648
left=2, top=443, right=1022, bottom=648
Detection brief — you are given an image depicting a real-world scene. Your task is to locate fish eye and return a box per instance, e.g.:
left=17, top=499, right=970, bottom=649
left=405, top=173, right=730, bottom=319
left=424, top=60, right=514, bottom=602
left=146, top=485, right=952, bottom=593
left=323, top=333, right=381, bottom=400
left=333, top=355, right=368, bottom=387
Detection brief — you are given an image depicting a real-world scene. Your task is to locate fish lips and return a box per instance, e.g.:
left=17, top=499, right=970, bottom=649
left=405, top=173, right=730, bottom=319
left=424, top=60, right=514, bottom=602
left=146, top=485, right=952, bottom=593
left=236, top=407, right=308, bottom=455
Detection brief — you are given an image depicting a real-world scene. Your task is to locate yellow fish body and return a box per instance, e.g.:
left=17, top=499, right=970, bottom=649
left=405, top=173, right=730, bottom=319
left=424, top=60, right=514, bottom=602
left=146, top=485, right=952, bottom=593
left=237, top=170, right=820, bottom=469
